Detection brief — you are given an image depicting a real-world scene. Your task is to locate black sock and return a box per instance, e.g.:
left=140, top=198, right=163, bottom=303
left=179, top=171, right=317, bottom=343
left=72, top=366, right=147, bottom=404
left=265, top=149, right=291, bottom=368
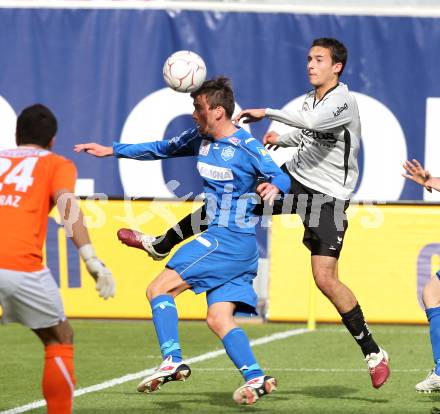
left=341, top=303, right=380, bottom=357
left=153, top=206, right=208, bottom=254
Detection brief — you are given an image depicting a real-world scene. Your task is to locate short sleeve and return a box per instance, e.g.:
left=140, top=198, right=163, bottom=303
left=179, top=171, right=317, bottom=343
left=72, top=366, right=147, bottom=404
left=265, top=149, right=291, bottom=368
left=51, top=157, right=77, bottom=197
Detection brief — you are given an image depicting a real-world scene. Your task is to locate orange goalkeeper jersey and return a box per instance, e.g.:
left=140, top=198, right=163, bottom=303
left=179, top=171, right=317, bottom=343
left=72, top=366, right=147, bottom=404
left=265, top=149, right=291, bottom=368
left=0, top=147, right=77, bottom=272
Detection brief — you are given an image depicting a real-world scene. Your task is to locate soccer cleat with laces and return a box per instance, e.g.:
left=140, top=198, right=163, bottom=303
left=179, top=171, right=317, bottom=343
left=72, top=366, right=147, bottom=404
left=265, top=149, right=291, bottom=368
left=233, top=375, right=277, bottom=405
left=137, top=356, right=191, bottom=393
left=365, top=348, right=390, bottom=389
left=117, top=228, right=169, bottom=261
left=415, top=369, right=440, bottom=393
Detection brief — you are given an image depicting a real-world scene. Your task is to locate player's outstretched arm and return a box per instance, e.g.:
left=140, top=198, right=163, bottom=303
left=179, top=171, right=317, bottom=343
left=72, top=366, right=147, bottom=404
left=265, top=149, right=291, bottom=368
left=74, top=143, right=114, bottom=157
left=234, top=108, right=266, bottom=124
left=402, top=159, right=440, bottom=192
left=55, top=190, right=115, bottom=299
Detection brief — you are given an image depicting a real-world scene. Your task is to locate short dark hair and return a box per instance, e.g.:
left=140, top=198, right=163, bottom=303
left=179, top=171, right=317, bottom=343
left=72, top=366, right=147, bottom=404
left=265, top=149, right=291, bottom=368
left=16, top=104, right=57, bottom=148
left=190, top=76, right=235, bottom=119
left=312, top=38, right=348, bottom=76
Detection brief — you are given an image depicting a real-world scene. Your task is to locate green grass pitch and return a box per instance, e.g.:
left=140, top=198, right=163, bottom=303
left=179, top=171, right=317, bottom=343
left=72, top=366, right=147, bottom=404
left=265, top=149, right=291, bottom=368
left=1, top=320, right=440, bottom=413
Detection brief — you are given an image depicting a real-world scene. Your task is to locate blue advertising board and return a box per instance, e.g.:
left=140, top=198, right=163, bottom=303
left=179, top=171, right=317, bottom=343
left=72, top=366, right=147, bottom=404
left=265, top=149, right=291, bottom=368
left=1, top=5, right=440, bottom=256
left=0, top=6, right=439, bottom=201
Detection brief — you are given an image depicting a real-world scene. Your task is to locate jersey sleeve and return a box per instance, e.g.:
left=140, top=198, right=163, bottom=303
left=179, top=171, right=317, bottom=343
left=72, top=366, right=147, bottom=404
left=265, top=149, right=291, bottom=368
left=277, top=128, right=302, bottom=147
left=240, top=138, right=291, bottom=194
left=51, top=158, right=77, bottom=196
left=266, top=91, right=353, bottom=131
left=113, top=127, right=202, bottom=160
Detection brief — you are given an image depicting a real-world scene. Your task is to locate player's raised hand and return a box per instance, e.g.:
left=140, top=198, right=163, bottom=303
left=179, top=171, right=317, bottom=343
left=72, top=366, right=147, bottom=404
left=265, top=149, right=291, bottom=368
left=256, top=182, right=281, bottom=206
left=234, top=108, right=266, bottom=124
left=402, top=159, right=431, bottom=188
left=74, top=143, right=114, bottom=157
left=263, top=131, right=280, bottom=151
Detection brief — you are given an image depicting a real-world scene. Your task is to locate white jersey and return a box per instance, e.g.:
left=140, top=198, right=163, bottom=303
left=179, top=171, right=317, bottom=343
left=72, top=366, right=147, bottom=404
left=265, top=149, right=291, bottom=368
left=266, top=82, right=360, bottom=200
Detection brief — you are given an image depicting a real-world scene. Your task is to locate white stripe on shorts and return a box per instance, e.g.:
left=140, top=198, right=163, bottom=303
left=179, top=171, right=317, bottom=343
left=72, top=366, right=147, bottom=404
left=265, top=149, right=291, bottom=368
left=196, top=236, right=211, bottom=248
left=180, top=238, right=219, bottom=275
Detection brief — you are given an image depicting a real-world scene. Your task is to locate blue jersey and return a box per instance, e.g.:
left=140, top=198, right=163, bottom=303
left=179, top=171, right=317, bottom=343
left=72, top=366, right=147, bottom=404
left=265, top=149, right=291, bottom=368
left=113, top=127, right=290, bottom=234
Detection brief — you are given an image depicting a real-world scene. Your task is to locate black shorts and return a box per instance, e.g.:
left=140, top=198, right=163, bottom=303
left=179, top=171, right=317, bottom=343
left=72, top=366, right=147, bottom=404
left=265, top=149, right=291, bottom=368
left=255, top=168, right=350, bottom=259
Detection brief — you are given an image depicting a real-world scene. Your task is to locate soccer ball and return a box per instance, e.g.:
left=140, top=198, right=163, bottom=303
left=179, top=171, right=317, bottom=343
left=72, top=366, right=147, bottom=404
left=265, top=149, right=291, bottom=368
left=163, top=50, right=207, bottom=93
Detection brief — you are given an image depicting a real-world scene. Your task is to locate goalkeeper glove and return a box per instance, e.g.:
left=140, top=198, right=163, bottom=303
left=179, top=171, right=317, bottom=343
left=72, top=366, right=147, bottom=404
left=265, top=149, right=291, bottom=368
left=78, top=244, right=115, bottom=300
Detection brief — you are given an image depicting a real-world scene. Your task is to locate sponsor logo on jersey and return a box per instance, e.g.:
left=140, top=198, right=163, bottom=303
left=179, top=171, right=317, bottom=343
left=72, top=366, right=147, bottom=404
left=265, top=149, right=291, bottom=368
left=259, top=148, right=268, bottom=156
left=302, top=102, right=310, bottom=112
left=199, top=140, right=211, bottom=156
left=228, top=137, right=240, bottom=146
left=221, top=146, right=235, bottom=161
left=197, top=162, right=234, bottom=181
left=302, top=129, right=337, bottom=144
left=333, top=102, right=348, bottom=117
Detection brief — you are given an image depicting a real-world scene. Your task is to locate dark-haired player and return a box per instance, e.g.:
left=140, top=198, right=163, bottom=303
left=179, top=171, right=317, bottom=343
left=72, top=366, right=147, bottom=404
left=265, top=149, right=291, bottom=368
left=75, top=77, right=290, bottom=405
left=0, top=104, right=115, bottom=413
left=236, top=38, right=390, bottom=388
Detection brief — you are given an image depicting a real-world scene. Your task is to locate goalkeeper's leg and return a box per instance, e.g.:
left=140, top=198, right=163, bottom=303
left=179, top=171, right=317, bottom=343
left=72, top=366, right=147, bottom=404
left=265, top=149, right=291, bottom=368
left=33, top=321, right=76, bottom=414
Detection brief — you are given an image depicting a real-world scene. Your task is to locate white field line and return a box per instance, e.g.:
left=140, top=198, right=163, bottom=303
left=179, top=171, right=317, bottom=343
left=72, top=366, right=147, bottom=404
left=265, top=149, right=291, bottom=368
left=0, top=327, right=309, bottom=414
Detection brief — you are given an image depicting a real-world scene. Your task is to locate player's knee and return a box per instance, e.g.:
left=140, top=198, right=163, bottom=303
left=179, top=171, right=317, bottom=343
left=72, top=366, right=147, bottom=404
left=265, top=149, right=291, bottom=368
left=146, top=284, right=154, bottom=301
left=61, top=328, right=74, bottom=344
left=206, top=312, right=224, bottom=334
left=42, top=321, right=74, bottom=345
left=146, top=283, right=162, bottom=302
left=313, top=269, right=338, bottom=294
left=146, top=282, right=173, bottom=302
left=206, top=313, right=218, bottom=332
left=58, top=321, right=74, bottom=344
left=422, top=282, right=440, bottom=308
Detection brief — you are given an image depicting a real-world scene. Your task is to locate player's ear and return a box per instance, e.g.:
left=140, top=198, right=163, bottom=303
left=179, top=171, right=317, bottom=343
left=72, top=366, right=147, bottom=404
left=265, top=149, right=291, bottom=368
left=334, top=62, right=343, bottom=76
left=215, top=106, right=225, bottom=120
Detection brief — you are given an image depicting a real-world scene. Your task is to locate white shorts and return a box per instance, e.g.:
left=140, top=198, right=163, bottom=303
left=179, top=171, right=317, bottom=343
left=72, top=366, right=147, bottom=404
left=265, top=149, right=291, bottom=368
left=0, top=268, right=66, bottom=330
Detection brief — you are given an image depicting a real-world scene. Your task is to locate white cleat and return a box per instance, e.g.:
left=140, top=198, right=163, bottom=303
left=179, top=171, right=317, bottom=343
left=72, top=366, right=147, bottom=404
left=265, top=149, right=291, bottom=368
left=233, top=375, right=277, bottom=405
left=137, top=356, right=191, bottom=393
left=416, top=369, right=440, bottom=393
left=139, top=234, right=170, bottom=261
left=117, top=228, right=170, bottom=261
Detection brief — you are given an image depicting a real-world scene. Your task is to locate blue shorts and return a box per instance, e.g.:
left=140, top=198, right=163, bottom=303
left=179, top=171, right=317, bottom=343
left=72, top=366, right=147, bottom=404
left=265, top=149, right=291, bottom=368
left=166, top=226, right=259, bottom=315
left=206, top=274, right=258, bottom=316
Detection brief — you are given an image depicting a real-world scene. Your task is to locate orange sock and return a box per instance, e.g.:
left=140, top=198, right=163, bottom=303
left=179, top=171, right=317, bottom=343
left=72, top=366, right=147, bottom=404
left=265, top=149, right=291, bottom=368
left=42, top=344, right=76, bottom=414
